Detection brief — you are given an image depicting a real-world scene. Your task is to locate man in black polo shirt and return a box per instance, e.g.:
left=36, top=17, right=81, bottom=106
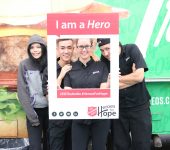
left=42, top=38, right=74, bottom=150
left=97, top=39, right=152, bottom=150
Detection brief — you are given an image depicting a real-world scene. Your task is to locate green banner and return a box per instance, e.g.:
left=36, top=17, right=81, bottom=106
left=97, top=0, right=170, bottom=134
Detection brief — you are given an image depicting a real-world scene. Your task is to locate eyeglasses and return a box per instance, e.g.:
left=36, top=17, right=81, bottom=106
left=77, top=45, right=92, bottom=50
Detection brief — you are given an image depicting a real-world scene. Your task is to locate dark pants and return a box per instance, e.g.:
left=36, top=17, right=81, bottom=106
left=106, top=122, right=113, bottom=150
left=112, top=108, right=152, bottom=150
left=72, top=119, right=110, bottom=150
left=27, top=107, right=49, bottom=150
left=49, top=120, right=72, bottom=150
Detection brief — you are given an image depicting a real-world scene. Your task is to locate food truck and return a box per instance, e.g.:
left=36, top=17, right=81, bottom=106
left=0, top=0, right=170, bottom=149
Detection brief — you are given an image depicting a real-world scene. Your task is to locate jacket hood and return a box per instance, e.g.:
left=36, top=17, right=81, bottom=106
left=27, top=34, right=47, bottom=72
left=28, top=34, right=46, bottom=47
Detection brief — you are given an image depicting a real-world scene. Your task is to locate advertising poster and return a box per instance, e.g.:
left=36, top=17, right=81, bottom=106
left=47, top=13, right=119, bottom=119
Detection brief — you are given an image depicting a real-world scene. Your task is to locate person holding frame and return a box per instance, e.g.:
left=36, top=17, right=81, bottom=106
left=64, top=38, right=110, bottom=150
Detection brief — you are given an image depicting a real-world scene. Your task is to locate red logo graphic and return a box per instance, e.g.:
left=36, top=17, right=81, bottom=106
left=88, top=107, right=97, bottom=116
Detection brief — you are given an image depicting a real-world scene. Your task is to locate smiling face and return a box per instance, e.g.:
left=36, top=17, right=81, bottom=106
left=57, top=39, right=74, bottom=63
left=76, top=38, right=93, bottom=62
left=30, top=43, right=42, bottom=59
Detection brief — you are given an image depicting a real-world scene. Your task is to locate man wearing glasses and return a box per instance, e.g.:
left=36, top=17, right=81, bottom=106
left=64, top=38, right=110, bottom=150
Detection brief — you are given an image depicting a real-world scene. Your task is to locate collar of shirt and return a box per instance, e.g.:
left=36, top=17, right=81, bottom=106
left=77, top=57, right=94, bottom=68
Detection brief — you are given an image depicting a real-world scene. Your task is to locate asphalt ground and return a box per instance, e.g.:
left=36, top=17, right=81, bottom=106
left=0, top=135, right=169, bottom=149
left=105, top=134, right=170, bottom=150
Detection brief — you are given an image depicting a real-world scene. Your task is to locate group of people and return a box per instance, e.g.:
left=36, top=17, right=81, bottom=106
left=17, top=34, right=154, bottom=150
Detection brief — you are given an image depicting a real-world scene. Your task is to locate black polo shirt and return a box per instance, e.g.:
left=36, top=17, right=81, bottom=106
left=119, top=44, right=151, bottom=110
left=57, top=61, right=64, bottom=88
left=100, top=55, right=110, bottom=73
left=64, top=59, right=108, bottom=88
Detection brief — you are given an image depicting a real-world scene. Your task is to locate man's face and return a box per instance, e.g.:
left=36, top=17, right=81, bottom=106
left=57, top=40, right=74, bottom=62
left=99, top=43, right=110, bottom=60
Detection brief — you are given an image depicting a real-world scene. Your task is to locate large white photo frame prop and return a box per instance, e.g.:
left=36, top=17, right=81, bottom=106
left=47, top=13, right=119, bottom=119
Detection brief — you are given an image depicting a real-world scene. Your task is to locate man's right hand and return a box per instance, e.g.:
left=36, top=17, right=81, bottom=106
left=57, top=64, right=72, bottom=88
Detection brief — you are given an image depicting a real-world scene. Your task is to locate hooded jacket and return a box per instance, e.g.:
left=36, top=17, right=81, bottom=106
left=17, top=34, right=48, bottom=126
